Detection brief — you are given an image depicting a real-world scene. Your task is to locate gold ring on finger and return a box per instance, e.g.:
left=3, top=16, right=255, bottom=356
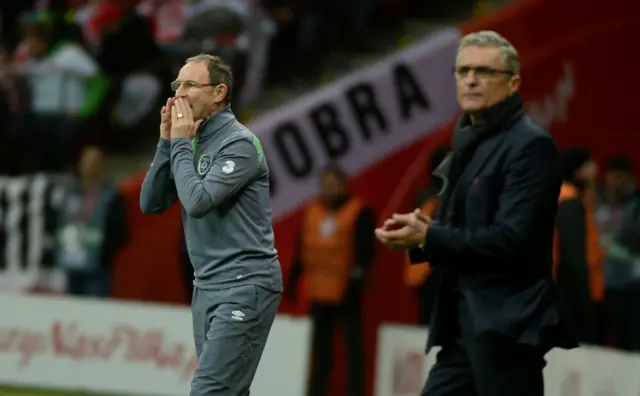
left=177, top=113, right=184, bottom=118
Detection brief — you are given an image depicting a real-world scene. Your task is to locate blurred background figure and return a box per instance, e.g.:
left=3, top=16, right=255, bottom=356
left=554, top=147, right=604, bottom=345
left=55, top=146, right=127, bottom=297
left=286, top=165, right=376, bottom=396
left=13, top=10, right=101, bottom=172
left=292, top=0, right=378, bottom=82
left=595, top=155, right=640, bottom=350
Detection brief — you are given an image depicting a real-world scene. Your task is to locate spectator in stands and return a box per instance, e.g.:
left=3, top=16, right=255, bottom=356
left=13, top=11, right=106, bottom=171
left=294, top=0, right=377, bottom=81
left=0, top=3, right=33, bottom=51
left=182, top=0, right=246, bottom=48
left=91, top=1, right=166, bottom=142
left=35, top=0, right=87, bottom=44
left=554, top=148, right=604, bottom=345
left=262, top=0, right=298, bottom=85
left=157, top=0, right=274, bottom=113
left=136, top=0, right=187, bottom=47
left=55, top=146, right=128, bottom=298
left=595, top=155, right=640, bottom=350
left=0, top=44, right=13, bottom=174
left=0, top=42, right=31, bottom=174
left=286, top=165, right=376, bottom=396
left=93, top=1, right=162, bottom=76
left=403, top=146, right=449, bottom=325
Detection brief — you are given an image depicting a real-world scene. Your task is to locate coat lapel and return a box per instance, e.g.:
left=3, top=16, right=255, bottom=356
left=432, top=152, right=454, bottom=197
left=462, top=134, right=506, bottom=189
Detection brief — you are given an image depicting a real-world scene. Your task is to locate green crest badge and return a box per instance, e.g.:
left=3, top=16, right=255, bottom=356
left=198, top=154, right=212, bottom=176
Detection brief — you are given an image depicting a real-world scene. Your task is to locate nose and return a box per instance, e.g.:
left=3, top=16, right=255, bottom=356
left=463, top=71, right=479, bottom=86
left=175, top=84, right=186, bottom=97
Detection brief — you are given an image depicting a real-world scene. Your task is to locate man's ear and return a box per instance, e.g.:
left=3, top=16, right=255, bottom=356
left=509, top=74, right=521, bottom=94
left=214, top=84, right=229, bottom=104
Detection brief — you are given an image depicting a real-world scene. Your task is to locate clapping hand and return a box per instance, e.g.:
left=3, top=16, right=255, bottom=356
left=375, top=209, right=432, bottom=250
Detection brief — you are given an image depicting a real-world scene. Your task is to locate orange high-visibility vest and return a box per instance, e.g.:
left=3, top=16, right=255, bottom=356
left=553, top=183, right=604, bottom=302
left=300, top=198, right=365, bottom=303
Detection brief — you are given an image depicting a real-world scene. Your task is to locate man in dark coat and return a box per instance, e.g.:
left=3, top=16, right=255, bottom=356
left=376, top=30, right=576, bottom=396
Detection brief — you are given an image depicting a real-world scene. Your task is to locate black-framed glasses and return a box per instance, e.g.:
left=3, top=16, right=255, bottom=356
left=452, top=66, right=515, bottom=78
left=170, top=80, right=216, bottom=92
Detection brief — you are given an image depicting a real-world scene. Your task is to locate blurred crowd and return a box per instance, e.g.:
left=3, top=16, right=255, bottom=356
left=0, top=0, right=469, bottom=176
left=556, top=149, right=640, bottom=352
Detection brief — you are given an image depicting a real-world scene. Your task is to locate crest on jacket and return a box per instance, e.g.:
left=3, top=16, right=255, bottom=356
left=198, top=154, right=212, bottom=176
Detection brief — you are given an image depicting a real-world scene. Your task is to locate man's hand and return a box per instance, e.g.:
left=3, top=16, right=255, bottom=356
left=160, top=97, right=175, bottom=140
left=413, top=208, right=432, bottom=224
left=380, top=208, right=431, bottom=231
left=375, top=211, right=430, bottom=250
left=170, top=98, right=203, bottom=139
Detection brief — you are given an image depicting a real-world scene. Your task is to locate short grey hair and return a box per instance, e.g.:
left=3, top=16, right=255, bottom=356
left=457, top=31, right=520, bottom=74
left=186, top=53, right=233, bottom=101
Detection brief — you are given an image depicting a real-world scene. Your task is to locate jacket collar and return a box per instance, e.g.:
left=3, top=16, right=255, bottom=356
left=198, top=105, right=236, bottom=141
left=452, top=92, right=525, bottom=153
left=431, top=93, right=525, bottom=197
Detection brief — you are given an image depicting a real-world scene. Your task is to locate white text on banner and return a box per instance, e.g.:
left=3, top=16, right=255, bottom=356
left=247, top=28, right=461, bottom=219
left=0, top=294, right=311, bottom=396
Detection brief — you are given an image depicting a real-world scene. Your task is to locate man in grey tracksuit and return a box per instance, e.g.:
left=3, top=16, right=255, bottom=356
left=140, top=54, right=283, bottom=396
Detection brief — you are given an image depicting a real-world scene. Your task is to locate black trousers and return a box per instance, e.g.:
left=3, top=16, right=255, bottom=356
left=422, top=298, right=546, bottom=396
left=308, top=288, right=364, bottom=396
left=557, top=291, right=603, bottom=345
left=605, top=287, right=640, bottom=351
left=417, top=276, right=438, bottom=326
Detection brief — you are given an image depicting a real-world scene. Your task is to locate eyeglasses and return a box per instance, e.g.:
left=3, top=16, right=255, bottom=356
left=170, top=80, right=216, bottom=92
left=452, top=66, right=515, bottom=78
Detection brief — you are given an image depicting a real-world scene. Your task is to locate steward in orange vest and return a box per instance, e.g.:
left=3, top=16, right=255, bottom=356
left=285, top=165, right=375, bottom=396
left=293, top=196, right=375, bottom=303
left=554, top=148, right=604, bottom=343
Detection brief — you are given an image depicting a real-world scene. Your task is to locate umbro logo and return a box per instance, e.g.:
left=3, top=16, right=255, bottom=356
left=231, top=310, right=245, bottom=320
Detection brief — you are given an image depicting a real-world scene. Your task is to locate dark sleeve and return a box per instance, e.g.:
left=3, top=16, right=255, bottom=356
left=409, top=247, right=428, bottom=264
left=353, top=207, right=377, bottom=272
left=408, top=192, right=430, bottom=262
left=101, top=192, right=128, bottom=268
left=420, top=136, right=562, bottom=263
left=556, top=199, right=588, bottom=277
left=139, top=139, right=179, bottom=214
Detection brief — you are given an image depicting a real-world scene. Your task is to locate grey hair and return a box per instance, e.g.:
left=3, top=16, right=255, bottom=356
left=185, top=53, right=233, bottom=101
left=457, top=31, right=520, bottom=74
